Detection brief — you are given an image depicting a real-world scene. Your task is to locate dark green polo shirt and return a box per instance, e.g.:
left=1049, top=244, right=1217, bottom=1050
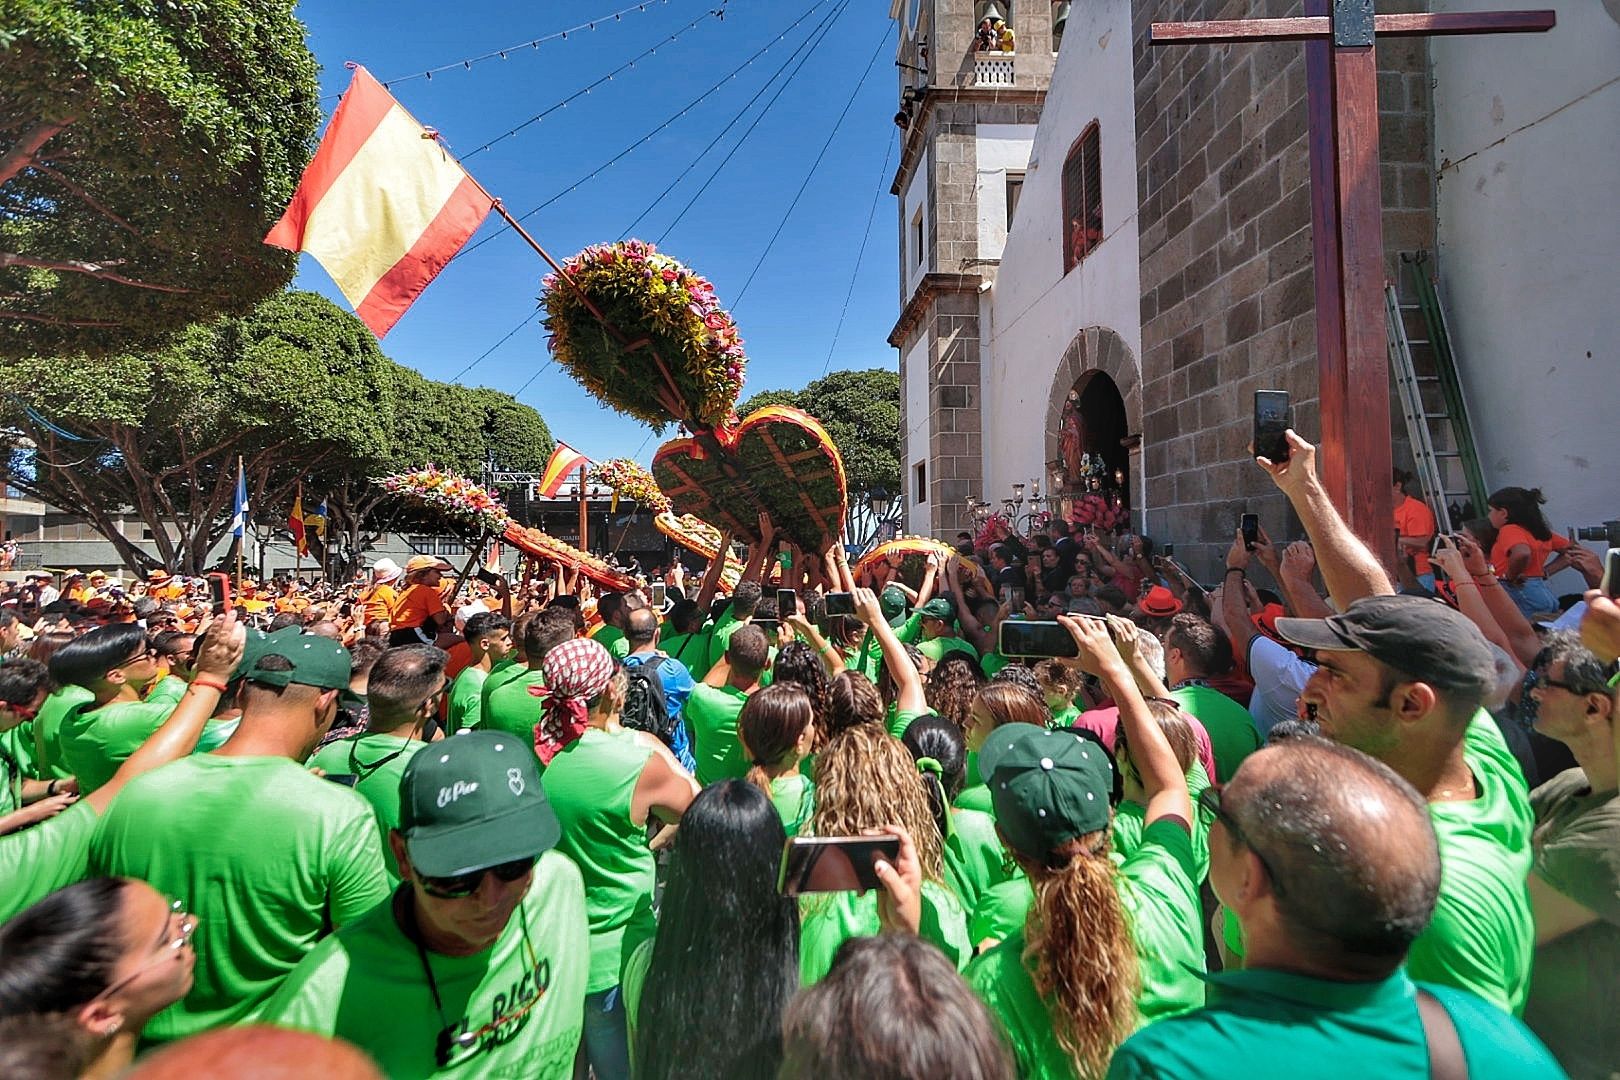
left=1106, top=968, right=1564, bottom=1080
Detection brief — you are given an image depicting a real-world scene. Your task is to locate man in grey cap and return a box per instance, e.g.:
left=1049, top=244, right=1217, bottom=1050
left=265, top=730, right=589, bottom=1078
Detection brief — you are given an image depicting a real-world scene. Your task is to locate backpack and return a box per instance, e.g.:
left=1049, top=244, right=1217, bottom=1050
left=621, top=656, right=672, bottom=741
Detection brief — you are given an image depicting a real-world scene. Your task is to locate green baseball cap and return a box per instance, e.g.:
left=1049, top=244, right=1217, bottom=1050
left=979, top=724, right=1114, bottom=859
left=917, top=596, right=957, bottom=622
left=398, top=730, right=559, bottom=877
left=879, top=586, right=911, bottom=626
left=240, top=629, right=351, bottom=691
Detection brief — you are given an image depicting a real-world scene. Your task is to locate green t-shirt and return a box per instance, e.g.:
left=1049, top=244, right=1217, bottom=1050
left=851, top=631, right=884, bottom=683
left=307, top=732, right=430, bottom=885
left=483, top=669, right=549, bottom=749
left=683, top=683, right=750, bottom=786
left=966, top=819, right=1205, bottom=1078
left=0, top=798, right=100, bottom=923
left=769, top=773, right=815, bottom=838
left=447, top=664, right=490, bottom=730
left=1170, top=684, right=1260, bottom=782
left=981, top=650, right=1012, bottom=679
left=1408, top=712, right=1534, bottom=1015
left=703, top=605, right=744, bottom=672
left=886, top=706, right=929, bottom=740
left=1111, top=761, right=1212, bottom=885
left=1049, top=702, right=1081, bottom=730
left=661, top=628, right=714, bottom=681
left=594, top=625, right=630, bottom=660
left=945, top=805, right=1032, bottom=945
left=541, top=727, right=656, bottom=992
left=1523, top=766, right=1620, bottom=1077
left=799, top=880, right=972, bottom=985
left=146, top=675, right=188, bottom=708
left=31, top=685, right=93, bottom=780
left=480, top=659, right=529, bottom=710
left=1105, top=969, right=1566, bottom=1080
left=621, top=935, right=652, bottom=1057
left=0, top=724, right=34, bottom=814
left=263, top=857, right=589, bottom=1079
left=955, top=782, right=992, bottom=816
left=88, top=754, right=390, bottom=1041
left=920, top=634, right=979, bottom=665
left=61, top=697, right=174, bottom=794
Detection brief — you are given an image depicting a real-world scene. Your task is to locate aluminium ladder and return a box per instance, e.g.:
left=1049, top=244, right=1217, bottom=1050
left=1384, top=251, right=1488, bottom=535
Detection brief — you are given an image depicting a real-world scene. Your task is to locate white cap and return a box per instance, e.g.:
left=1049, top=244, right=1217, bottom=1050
left=455, top=602, right=486, bottom=629
left=371, top=557, right=403, bottom=583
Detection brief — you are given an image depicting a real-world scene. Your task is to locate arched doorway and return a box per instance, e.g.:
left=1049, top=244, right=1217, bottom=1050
left=1057, top=371, right=1131, bottom=510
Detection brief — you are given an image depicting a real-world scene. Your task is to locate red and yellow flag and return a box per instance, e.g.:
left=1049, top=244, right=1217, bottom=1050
left=288, top=489, right=308, bottom=557
left=537, top=443, right=589, bottom=499
left=265, top=66, right=494, bottom=338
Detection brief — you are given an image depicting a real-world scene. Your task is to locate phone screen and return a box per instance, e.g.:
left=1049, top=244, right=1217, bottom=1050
left=1240, top=514, right=1260, bottom=551
left=1163, top=543, right=1175, bottom=557
left=777, top=589, right=797, bottom=617
left=823, top=592, right=855, bottom=617
left=650, top=582, right=667, bottom=607
left=1603, top=550, right=1620, bottom=600
left=322, top=773, right=359, bottom=788
left=206, top=573, right=232, bottom=616
left=999, top=620, right=1080, bottom=659
left=1254, top=390, right=1291, bottom=463
left=778, top=835, right=901, bottom=895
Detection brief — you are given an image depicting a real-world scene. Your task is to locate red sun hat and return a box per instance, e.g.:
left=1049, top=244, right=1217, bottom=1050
left=1138, top=585, right=1183, bottom=618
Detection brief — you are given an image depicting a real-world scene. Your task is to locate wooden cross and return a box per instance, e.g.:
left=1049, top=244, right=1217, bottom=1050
left=1149, top=1, right=1554, bottom=561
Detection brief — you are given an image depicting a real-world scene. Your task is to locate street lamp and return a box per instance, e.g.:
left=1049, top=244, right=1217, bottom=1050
left=868, top=486, right=894, bottom=525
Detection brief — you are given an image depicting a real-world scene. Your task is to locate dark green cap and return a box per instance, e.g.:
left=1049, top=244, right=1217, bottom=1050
left=979, top=724, right=1114, bottom=859
left=917, top=596, right=956, bottom=622
left=398, top=731, right=559, bottom=877
left=241, top=629, right=351, bottom=691
left=879, top=586, right=910, bottom=627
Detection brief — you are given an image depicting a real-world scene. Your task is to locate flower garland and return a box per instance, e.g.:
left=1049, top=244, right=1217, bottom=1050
left=589, top=459, right=671, bottom=514
left=1071, top=493, right=1126, bottom=532
left=541, top=239, right=746, bottom=430
left=376, top=467, right=510, bottom=536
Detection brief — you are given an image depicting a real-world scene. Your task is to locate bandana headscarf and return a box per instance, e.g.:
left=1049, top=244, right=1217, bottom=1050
left=536, top=638, right=616, bottom=765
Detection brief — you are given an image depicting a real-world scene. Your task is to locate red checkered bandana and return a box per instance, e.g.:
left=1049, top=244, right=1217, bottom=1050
left=536, top=638, right=616, bottom=764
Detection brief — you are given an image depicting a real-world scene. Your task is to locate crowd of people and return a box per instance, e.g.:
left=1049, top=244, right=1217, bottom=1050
left=0, top=431, right=1613, bottom=1079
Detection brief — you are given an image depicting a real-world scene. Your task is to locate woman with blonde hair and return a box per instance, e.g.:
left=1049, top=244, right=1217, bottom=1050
left=798, top=724, right=971, bottom=983
left=965, top=616, right=1199, bottom=1078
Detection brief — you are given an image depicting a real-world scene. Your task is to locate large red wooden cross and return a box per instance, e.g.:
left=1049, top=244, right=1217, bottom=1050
left=1150, top=1, right=1554, bottom=561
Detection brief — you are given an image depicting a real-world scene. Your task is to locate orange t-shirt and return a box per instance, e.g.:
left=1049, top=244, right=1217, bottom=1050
left=390, top=583, right=447, bottom=631
left=360, top=583, right=399, bottom=625
left=1490, top=524, right=1569, bottom=580
left=1393, top=495, right=1437, bottom=575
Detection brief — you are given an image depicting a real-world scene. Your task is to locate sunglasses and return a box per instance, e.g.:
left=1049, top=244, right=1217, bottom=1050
left=1197, top=784, right=1286, bottom=897
left=1533, top=670, right=1594, bottom=696
left=417, top=856, right=537, bottom=900
left=89, top=899, right=196, bottom=1004
left=113, top=647, right=158, bottom=670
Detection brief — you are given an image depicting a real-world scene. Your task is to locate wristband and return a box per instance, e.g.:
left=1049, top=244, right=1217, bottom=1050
left=191, top=676, right=230, bottom=693
left=46, top=780, right=58, bottom=797
left=1225, top=568, right=1245, bottom=577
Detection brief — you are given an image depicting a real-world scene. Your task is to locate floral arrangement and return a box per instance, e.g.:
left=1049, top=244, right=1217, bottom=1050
left=590, top=459, right=671, bottom=514
left=973, top=513, right=1013, bottom=551
left=541, top=239, right=746, bottom=431
left=376, top=466, right=510, bottom=536
left=1071, top=493, right=1126, bottom=532
left=501, top=522, right=637, bottom=591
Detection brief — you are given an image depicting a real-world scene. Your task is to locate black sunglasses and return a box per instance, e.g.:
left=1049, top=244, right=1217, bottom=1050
left=418, top=856, right=537, bottom=900
left=1197, top=784, right=1286, bottom=897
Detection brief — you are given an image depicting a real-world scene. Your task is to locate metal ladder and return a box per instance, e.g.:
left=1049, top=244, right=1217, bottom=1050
left=1384, top=251, right=1488, bottom=535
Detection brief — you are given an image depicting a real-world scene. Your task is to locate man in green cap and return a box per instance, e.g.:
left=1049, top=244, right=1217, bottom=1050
left=1108, top=737, right=1565, bottom=1080
left=89, top=630, right=388, bottom=1043
left=912, top=596, right=979, bottom=665
left=265, top=730, right=589, bottom=1079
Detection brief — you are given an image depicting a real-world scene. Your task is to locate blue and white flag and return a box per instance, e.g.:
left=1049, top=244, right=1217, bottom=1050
left=231, top=461, right=250, bottom=539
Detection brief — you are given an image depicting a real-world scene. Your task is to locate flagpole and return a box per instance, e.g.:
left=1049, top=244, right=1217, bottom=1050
left=577, top=465, right=589, bottom=555
left=235, top=455, right=245, bottom=591
left=293, top=483, right=303, bottom=586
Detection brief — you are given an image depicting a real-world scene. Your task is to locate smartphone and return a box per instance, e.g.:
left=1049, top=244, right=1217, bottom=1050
left=1240, top=514, right=1260, bottom=552
left=322, top=773, right=359, bottom=788
left=823, top=591, right=856, bottom=617
left=1430, top=534, right=1448, bottom=558
left=1253, top=389, right=1291, bottom=463
left=206, top=572, right=233, bottom=615
left=1602, top=550, right=1620, bottom=600
left=1000, top=584, right=1025, bottom=609
left=778, top=835, right=901, bottom=896
left=752, top=618, right=780, bottom=635
left=1163, top=543, right=1175, bottom=557
left=777, top=589, right=798, bottom=617
left=650, top=582, right=667, bottom=608
left=474, top=567, right=502, bottom=587
left=999, top=620, right=1080, bottom=659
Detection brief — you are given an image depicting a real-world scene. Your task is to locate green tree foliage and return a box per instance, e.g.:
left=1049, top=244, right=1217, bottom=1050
left=0, top=0, right=320, bottom=357
left=739, top=368, right=901, bottom=494
left=0, top=291, right=552, bottom=574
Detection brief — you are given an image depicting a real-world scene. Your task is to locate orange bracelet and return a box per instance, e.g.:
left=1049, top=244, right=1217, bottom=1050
left=191, top=676, right=229, bottom=693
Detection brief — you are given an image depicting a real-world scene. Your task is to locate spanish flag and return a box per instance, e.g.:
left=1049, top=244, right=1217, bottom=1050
left=265, top=66, right=494, bottom=338
left=288, top=489, right=309, bottom=557
left=537, top=443, right=589, bottom=499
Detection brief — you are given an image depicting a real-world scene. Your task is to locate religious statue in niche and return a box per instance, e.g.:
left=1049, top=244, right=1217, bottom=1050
left=1058, top=385, right=1128, bottom=530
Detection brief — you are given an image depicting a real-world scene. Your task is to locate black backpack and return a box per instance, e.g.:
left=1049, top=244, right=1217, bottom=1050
left=621, top=656, right=672, bottom=741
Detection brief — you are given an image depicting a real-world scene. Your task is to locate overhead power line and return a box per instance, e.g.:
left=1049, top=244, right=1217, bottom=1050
left=822, top=130, right=897, bottom=376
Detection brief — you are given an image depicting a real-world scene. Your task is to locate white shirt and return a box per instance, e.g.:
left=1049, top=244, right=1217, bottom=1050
left=1247, top=635, right=1317, bottom=735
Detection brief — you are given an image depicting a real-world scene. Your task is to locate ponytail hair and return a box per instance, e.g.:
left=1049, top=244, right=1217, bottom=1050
left=1487, top=486, right=1552, bottom=541
left=901, top=715, right=967, bottom=842
left=741, top=684, right=815, bottom=795
left=1021, top=833, right=1139, bottom=1079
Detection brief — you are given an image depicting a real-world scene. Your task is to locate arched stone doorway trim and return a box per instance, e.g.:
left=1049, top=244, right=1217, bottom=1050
left=1043, top=325, right=1142, bottom=474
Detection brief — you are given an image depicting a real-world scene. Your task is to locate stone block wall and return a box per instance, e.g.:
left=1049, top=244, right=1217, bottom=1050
left=1130, top=0, right=1436, bottom=580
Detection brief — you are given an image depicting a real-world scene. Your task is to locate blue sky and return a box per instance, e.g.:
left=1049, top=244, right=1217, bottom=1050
left=295, top=0, right=900, bottom=463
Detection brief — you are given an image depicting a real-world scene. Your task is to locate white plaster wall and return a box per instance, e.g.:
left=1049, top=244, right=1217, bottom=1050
left=902, top=148, right=932, bottom=296
left=902, top=329, right=933, bottom=534
left=982, top=0, right=1142, bottom=511
left=975, top=124, right=1037, bottom=261
left=1431, top=0, right=1620, bottom=580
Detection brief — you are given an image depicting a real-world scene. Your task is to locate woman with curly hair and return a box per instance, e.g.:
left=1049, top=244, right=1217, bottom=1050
left=927, top=654, right=986, bottom=736
left=964, top=616, right=1198, bottom=1079
left=799, top=724, right=972, bottom=983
